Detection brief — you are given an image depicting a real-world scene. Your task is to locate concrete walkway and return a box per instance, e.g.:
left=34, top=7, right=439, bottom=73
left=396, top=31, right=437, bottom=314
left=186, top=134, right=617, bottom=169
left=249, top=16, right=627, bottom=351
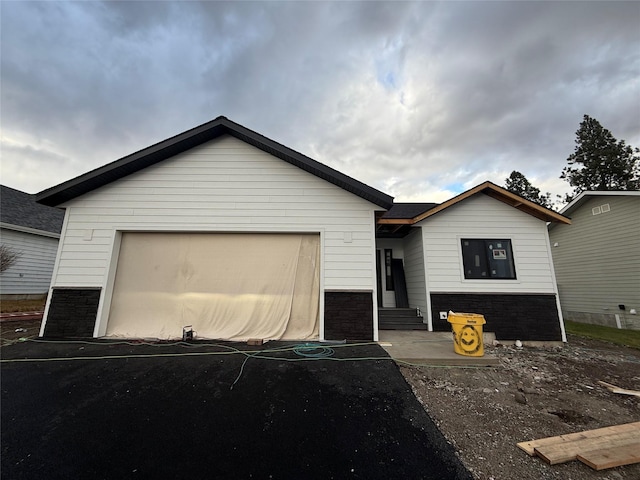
left=378, top=330, right=500, bottom=366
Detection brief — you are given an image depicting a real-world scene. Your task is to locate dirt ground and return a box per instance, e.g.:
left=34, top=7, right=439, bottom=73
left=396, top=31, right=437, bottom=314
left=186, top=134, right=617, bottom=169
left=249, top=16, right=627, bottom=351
left=402, top=335, right=640, bottom=480
left=2, top=320, right=639, bottom=478
left=0, top=318, right=42, bottom=346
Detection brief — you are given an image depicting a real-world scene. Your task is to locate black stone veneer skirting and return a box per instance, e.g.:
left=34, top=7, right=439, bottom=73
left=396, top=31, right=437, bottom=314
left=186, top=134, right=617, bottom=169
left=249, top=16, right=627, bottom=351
left=43, top=288, right=101, bottom=338
left=430, top=293, right=562, bottom=341
left=324, top=291, right=373, bottom=341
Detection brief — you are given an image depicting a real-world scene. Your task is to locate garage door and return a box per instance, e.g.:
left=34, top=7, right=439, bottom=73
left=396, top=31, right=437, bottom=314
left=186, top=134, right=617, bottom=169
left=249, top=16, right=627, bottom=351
left=106, top=233, right=320, bottom=341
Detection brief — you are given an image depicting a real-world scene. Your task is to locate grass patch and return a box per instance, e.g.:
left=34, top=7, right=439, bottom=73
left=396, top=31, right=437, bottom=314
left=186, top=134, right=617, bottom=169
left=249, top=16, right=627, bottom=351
left=565, top=320, right=640, bottom=349
left=0, top=298, right=46, bottom=313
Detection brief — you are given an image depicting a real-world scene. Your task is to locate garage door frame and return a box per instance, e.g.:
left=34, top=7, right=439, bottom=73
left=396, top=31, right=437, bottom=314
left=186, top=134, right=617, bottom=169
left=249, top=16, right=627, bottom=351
left=94, top=227, right=325, bottom=339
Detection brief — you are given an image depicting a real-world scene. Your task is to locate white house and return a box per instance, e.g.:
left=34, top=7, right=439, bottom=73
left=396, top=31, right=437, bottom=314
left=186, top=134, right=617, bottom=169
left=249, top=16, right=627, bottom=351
left=0, top=185, right=64, bottom=299
left=376, top=183, right=571, bottom=342
left=36, top=116, right=571, bottom=342
left=36, top=117, right=393, bottom=340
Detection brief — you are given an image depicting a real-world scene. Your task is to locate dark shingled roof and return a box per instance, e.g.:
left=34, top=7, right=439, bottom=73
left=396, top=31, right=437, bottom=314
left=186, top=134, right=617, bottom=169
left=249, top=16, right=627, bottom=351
left=36, top=116, right=394, bottom=210
left=381, top=203, right=439, bottom=219
left=1, top=185, right=64, bottom=234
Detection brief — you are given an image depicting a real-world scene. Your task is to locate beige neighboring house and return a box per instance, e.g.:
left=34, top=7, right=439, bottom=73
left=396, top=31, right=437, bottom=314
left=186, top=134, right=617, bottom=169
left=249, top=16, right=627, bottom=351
left=549, top=191, right=640, bottom=330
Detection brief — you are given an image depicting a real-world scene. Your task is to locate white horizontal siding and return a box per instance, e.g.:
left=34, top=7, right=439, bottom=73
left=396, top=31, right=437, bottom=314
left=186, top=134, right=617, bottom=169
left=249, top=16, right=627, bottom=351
left=402, top=228, right=427, bottom=313
left=54, top=134, right=380, bottom=291
left=550, top=195, right=640, bottom=315
left=0, top=228, right=59, bottom=295
left=418, top=194, right=557, bottom=294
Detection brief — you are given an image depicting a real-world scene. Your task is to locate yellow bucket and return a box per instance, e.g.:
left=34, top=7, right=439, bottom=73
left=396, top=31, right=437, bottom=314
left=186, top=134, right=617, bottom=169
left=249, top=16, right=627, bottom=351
left=447, top=312, right=486, bottom=357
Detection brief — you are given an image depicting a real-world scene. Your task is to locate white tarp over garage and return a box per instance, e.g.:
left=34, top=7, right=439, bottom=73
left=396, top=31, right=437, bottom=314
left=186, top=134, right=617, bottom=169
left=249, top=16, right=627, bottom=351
left=106, top=232, right=320, bottom=340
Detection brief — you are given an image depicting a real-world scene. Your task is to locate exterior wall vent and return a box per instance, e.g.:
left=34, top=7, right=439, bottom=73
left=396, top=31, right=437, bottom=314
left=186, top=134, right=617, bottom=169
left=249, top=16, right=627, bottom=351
left=600, top=203, right=611, bottom=213
left=592, top=206, right=601, bottom=215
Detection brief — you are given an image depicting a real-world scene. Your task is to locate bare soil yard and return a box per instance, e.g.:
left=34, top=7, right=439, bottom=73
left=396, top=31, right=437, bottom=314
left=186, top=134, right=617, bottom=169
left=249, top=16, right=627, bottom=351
left=0, top=318, right=42, bottom=346
left=402, top=335, right=640, bottom=479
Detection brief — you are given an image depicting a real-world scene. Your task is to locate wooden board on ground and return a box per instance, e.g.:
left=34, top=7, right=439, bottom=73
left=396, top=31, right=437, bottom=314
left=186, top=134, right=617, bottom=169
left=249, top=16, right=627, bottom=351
left=534, top=429, right=640, bottom=465
left=517, top=421, right=640, bottom=456
left=598, top=381, right=640, bottom=398
left=577, top=442, right=640, bottom=470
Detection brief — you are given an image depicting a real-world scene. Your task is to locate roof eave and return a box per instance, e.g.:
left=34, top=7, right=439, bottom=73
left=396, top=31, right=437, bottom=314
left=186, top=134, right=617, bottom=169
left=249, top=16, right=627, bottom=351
left=36, top=120, right=226, bottom=206
left=559, top=190, right=640, bottom=216
left=36, top=116, right=394, bottom=210
left=405, top=181, right=571, bottom=225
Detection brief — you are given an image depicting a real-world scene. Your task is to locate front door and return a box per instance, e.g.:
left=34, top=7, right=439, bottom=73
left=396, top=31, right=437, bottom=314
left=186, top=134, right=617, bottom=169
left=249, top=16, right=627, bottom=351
left=376, top=249, right=383, bottom=306
left=376, top=247, right=409, bottom=308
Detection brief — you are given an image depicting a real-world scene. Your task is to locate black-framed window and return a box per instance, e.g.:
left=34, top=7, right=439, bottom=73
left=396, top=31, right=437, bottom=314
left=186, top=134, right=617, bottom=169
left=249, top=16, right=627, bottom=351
left=461, top=239, right=516, bottom=280
left=384, top=249, right=394, bottom=290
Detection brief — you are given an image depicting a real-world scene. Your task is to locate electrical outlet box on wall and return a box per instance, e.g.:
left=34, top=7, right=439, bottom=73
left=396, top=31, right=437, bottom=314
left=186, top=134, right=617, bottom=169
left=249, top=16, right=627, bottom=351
left=439, top=311, right=448, bottom=320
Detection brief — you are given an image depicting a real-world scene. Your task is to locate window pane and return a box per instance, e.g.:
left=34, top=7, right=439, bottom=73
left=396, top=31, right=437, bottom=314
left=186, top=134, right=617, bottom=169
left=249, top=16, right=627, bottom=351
left=486, top=240, right=515, bottom=279
left=385, top=249, right=394, bottom=290
left=461, top=239, right=516, bottom=280
left=461, top=239, right=487, bottom=278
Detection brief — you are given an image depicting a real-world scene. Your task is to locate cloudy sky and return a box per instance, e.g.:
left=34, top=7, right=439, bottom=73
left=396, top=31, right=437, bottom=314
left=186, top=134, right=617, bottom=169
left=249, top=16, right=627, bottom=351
left=1, top=1, right=639, bottom=204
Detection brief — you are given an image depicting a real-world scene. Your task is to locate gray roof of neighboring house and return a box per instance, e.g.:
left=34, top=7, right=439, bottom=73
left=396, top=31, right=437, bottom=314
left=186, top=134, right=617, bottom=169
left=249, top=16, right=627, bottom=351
left=547, top=190, right=639, bottom=231
left=36, top=116, right=395, bottom=210
left=559, top=190, right=640, bottom=216
left=1, top=185, right=65, bottom=234
left=381, top=203, right=439, bottom=219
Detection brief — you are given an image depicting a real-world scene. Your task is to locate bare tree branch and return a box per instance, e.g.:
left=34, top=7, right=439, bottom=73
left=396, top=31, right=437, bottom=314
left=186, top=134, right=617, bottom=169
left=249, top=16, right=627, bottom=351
left=0, top=245, right=22, bottom=273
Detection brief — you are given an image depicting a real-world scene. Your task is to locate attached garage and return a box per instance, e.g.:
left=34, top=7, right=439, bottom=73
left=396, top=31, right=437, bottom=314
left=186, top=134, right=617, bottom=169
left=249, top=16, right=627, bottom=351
left=107, top=232, right=320, bottom=341
left=37, top=116, right=393, bottom=341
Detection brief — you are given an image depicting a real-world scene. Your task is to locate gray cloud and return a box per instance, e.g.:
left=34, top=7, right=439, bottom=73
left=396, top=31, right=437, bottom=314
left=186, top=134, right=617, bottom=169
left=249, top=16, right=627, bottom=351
left=1, top=1, right=638, bottom=203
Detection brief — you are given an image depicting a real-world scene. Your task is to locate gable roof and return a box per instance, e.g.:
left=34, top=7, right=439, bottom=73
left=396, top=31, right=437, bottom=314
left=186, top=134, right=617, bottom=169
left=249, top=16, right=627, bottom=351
left=36, top=116, right=394, bottom=209
left=377, top=181, right=571, bottom=226
left=1, top=185, right=65, bottom=234
left=558, top=190, right=640, bottom=216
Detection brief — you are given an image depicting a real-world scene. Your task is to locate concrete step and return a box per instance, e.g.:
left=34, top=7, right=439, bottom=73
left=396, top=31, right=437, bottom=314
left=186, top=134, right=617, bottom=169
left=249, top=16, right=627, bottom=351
left=378, top=308, right=419, bottom=318
left=379, top=308, right=426, bottom=330
left=379, top=322, right=428, bottom=330
left=379, top=316, right=424, bottom=323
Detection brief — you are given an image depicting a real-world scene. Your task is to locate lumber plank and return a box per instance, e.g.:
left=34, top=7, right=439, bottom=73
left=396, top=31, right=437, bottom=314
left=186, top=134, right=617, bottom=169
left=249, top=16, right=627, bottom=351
left=534, top=430, right=640, bottom=465
left=598, top=381, right=640, bottom=398
left=517, top=421, right=640, bottom=456
left=577, top=442, right=640, bottom=470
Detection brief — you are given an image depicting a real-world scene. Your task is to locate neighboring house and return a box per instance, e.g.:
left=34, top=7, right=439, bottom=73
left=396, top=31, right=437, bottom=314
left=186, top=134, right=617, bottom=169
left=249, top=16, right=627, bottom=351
left=36, top=116, right=570, bottom=342
left=549, top=191, right=640, bottom=330
left=0, top=185, right=64, bottom=299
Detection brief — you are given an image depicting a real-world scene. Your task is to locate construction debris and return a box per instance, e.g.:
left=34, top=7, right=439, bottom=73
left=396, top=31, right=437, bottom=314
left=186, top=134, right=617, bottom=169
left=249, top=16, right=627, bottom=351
left=598, top=380, right=640, bottom=397
left=517, top=421, right=640, bottom=471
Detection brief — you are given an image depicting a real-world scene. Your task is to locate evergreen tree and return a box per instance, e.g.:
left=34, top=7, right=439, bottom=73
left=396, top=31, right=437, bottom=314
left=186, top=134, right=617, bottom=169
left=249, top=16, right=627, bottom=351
left=504, top=170, right=552, bottom=208
left=561, top=115, right=639, bottom=199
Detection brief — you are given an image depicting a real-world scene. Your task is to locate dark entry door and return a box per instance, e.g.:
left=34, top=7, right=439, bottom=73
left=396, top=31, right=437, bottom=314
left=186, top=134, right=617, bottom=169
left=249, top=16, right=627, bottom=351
left=391, top=259, right=409, bottom=308
left=376, top=249, right=383, bottom=306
